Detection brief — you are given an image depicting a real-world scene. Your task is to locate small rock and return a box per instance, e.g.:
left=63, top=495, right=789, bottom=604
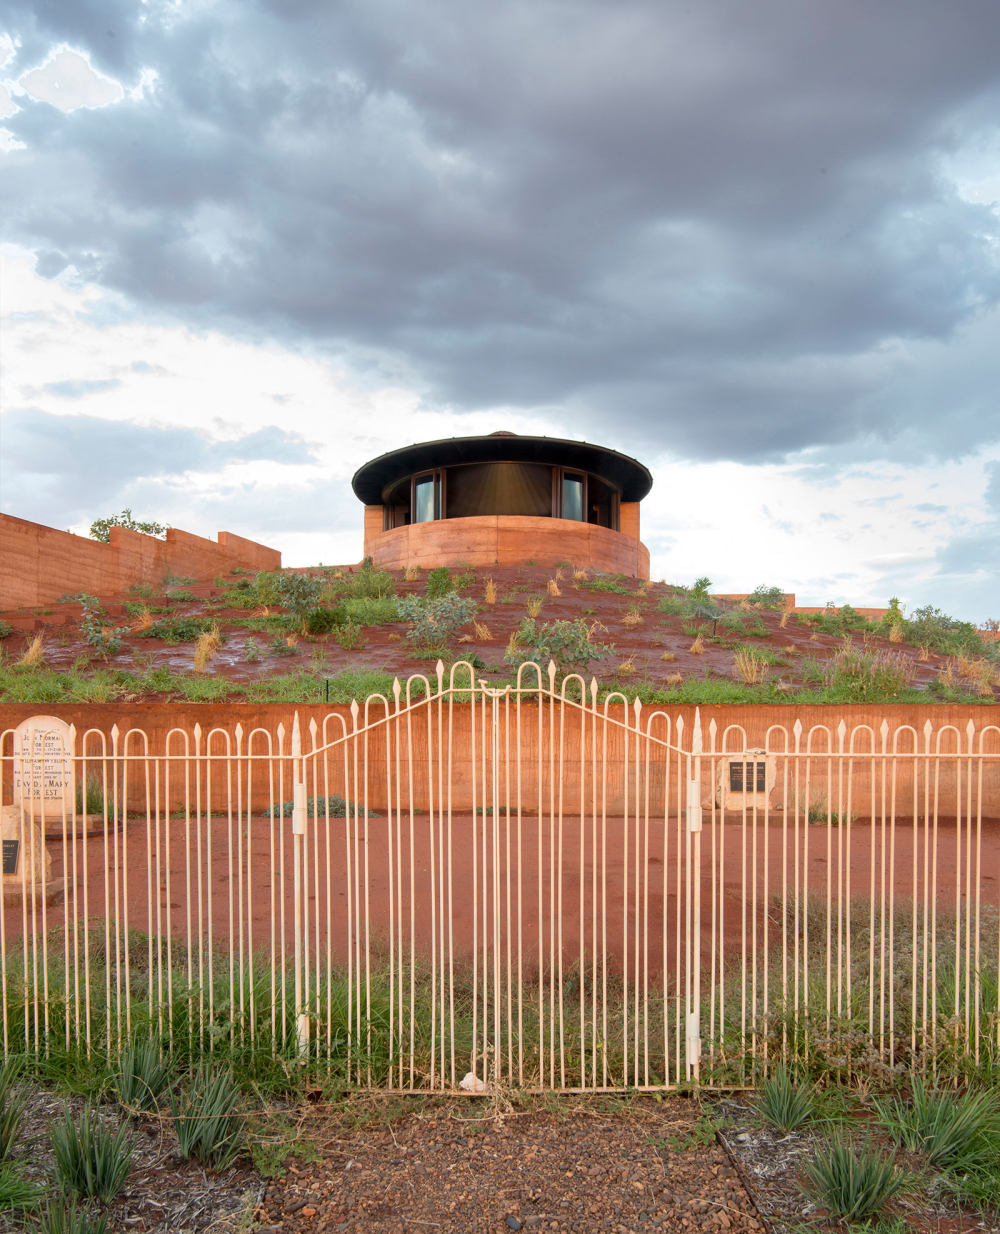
left=505, top=1218, right=523, bottom=1231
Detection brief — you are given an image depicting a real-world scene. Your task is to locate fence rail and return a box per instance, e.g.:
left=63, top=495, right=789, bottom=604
left=1, top=662, right=998, bottom=1089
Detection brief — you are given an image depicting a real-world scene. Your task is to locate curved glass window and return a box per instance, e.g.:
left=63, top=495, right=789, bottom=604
left=383, top=463, right=620, bottom=529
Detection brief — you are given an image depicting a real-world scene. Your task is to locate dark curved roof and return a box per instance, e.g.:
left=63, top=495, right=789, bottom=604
left=352, top=433, right=653, bottom=504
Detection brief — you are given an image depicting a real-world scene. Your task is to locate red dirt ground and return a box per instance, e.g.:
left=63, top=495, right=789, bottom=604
left=9, top=813, right=997, bottom=972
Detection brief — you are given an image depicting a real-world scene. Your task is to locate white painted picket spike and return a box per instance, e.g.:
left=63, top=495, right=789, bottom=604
left=393, top=677, right=401, bottom=703
left=692, top=708, right=703, bottom=755
left=350, top=699, right=360, bottom=724
left=234, top=722, right=243, bottom=742
left=309, top=717, right=318, bottom=741
left=548, top=660, right=557, bottom=687
left=291, top=712, right=301, bottom=757
left=880, top=719, right=890, bottom=744
left=708, top=717, right=717, bottom=743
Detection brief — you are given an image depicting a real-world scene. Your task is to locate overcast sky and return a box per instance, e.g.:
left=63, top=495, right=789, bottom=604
left=2, top=1, right=1000, bottom=620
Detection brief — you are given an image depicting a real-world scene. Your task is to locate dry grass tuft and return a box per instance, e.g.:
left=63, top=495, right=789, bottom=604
left=784, top=643, right=797, bottom=655
left=809, top=631, right=819, bottom=641
left=621, top=606, right=643, bottom=628
left=779, top=611, right=790, bottom=628
left=457, top=634, right=474, bottom=643
left=473, top=620, right=493, bottom=641
left=526, top=596, right=544, bottom=618
left=388, top=632, right=402, bottom=642
left=956, top=655, right=996, bottom=695
left=506, top=631, right=520, bottom=655
left=285, top=633, right=298, bottom=648
left=616, top=656, right=636, bottom=676
left=733, top=647, right=768, bottom=684
left=888, top=622, right=903, bottom=643
left=193, top=624, right=222, bottom=672
left=664, top=672, right=683, bottom=686
left=689, top=632, right=704, bottom=655
left=17, top=634, right=45, bottom=668
left=546, top=578, right=561, bottom=597
left=572, top=568, right=589, bottom=583
left=918, top=643, right=931, bottom=661
left=660, top=650, right=676, bottom=661
left=484, top=578, right=497, bottom=605
left=132, top=605, right=153, bottom=633
left=404, top=564, right=419, bottom=581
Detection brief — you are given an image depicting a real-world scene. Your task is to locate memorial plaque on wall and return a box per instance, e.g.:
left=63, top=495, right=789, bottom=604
left=1, top=839, right=18, bottom=876
left=11, top=715, right=73, bottom=819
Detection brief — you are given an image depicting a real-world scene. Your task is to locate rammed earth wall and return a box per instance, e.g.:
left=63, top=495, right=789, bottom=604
left=1, top=701, right=998, bottom=815
left=0, top=514, right=281, bottom=608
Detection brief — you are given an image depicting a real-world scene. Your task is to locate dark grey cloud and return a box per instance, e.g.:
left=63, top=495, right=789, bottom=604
left=4, top=0, right=1000, bottom=462
left=1, top=409, right=317, bottom=523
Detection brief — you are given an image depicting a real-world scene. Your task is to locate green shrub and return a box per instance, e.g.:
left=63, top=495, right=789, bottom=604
left=340, top=560, right=396, bottom=600
left=504, top=618, right=615, bottom=676
left=277, top=572, right=325, bottom=631
left=824, top=647, right=914, bottom=702
left=171, top=1068, right=244, bottom=1169
left=37, top=1197, right=107, bottom=1234
left=220, top=571, right=283, bottom=608
left=76, top=596, right=130, bottom=657
left=398, top=593, right=478, bottom=649
left=112, top=1038, right=172, bottom=1113
left=304, top=607, right=344, bottom=635
left=748, top=584, right=785, bottom=609
left=0, top=621, right=14, bottom=640
left=425, top=567, right=454, bottom=599
left=267, top=794, right=378, bottom=819
left=340, top=596, right=398, bottom=625
left=50, top=1104, right=134, bottom=1201
left=874, top=1079, right=1000, bottom=1171
left=901, top=604, right=991, bottom=659
left=74, top=774, right=105, bottom=816
left=333, top=621, right=365, bottom=650
left=142, top=616, right=214, bottom=644
left=755, top=1065, right=815, bottom=1132
left=0, top=1058, right=27, bottom=1163
left=582, top=574, right=632, bottom=595
left=801, top=1134, right=906, bottom=1221
left=0, top=1163, right=42, bottom=1213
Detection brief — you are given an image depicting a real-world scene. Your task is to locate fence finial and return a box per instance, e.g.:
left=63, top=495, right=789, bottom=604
left=291, top=712, right=301, bottom=757
left=692, top=707, right=702, bottom=756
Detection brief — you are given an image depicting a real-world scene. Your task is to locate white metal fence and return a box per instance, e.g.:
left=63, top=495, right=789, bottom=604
left=1, top=662, right=998, bottom=1089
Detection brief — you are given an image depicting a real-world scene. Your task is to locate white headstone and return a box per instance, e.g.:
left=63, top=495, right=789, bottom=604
left=11, top=715, right=73, bottom=821
left=1, top=805, right=61, bottom=905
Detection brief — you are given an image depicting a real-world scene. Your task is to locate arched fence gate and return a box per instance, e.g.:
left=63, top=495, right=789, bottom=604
left=2, top=662, right=998, bottom=1089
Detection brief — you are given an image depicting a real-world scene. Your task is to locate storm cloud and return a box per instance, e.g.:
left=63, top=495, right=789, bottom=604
left=4, top=0, right=1000, bottom=462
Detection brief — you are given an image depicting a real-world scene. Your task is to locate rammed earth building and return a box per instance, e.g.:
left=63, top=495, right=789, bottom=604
left=352, top=431, right=652, bottom=577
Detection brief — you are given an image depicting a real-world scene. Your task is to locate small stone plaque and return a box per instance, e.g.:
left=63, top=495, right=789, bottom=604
left=2, top=838, right=18, bottom=876
left=11, top=715, right=73, bottom=820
